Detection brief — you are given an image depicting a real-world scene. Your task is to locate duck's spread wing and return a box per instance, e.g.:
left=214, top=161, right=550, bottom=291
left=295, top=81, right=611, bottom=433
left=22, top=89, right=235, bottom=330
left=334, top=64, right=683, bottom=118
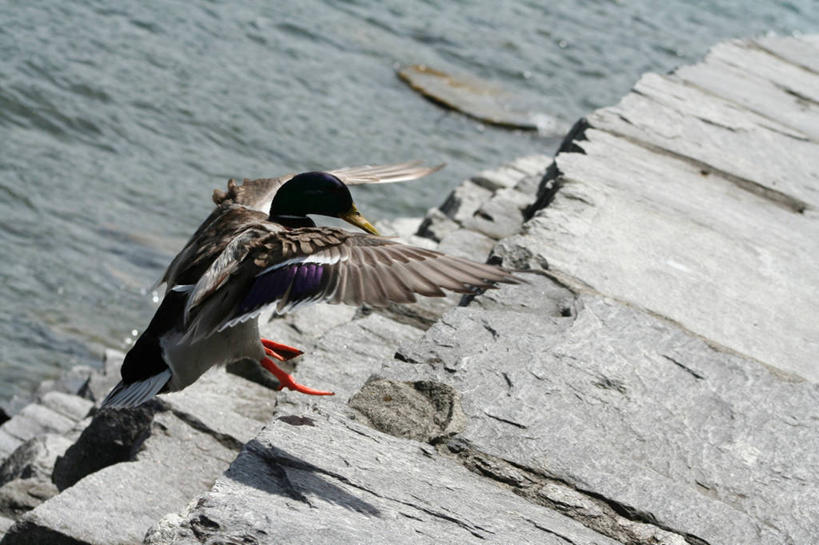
left=211, top=227, right=518, bottom=333
left=329, top=161, right=444, bottom=185
left=210, top=162, right=444, bottom=213
left=184, top=227, right=271, bottom=324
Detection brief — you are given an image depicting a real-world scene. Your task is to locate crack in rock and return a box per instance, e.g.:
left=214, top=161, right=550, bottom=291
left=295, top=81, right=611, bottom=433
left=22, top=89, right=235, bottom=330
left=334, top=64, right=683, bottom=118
left=482, top=322, right=500, bottom=340
left=483, top=411, right=528, bottom=429
left=523, top=517, right=579, bottom=545
left=440, top=439, right=707, bottom=545
left=400, top=495, right=493, bottom=540
left=260, top=447, right=494, bottom=539
left=167, top=406, right=245, bottom=452
left=661, top=354, right=705, bottom=380
left=596, top=127, right=809, bottom=214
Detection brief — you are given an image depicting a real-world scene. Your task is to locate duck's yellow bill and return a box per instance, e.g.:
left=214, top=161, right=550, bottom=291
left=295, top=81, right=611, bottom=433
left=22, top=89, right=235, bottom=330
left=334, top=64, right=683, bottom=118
left=340, top=205, right=379, bottom=235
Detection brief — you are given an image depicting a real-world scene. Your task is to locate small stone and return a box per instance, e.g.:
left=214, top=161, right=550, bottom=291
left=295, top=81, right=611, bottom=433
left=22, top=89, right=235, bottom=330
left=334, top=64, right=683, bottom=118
left=102, top=349, right=125, bottom=378
left=0, top=431, right=22, bottom=464
left=3, top=412, right=238, bottom=545
left=36, top=366, right=96, bottom=399
left=1, top=405, right=75, bottom=446
left=1, top=435, right=72, bottom=487
left=0, top=435, right=72, bottom=518
left=81, top=373, right=120, bottom=405
left=439, top=180, right=493, bottom=224
left=38, top=393, right=93, bottom=423
left=0, top=478, right=60, bottom=519
left=0, top=514, right=13, bottom=535
left=436, top=228, right=496, bottom=261
left=462, top=188, right=531, bottom=240
left=374, top=217, right=424, bottom=243
left=416, top=207, right=459, bottom=242
left=508, top=154, right=553, bottom=177
left=471, top=165, right=526, bottom=191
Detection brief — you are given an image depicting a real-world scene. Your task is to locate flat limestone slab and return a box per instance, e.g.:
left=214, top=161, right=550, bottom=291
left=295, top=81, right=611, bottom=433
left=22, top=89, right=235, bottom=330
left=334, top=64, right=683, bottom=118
left=588, top=71, right=818, bottom=212
left=674, top=41, right=819, bottom=141
left=387, top=278, right=819, bottom=545
left=754, top=35, right=819, bottom=74
left=497, top=128, right=819, bottom=379
left=494, top=35, right=819, bottom=380
left=583, top=38, right=819, bottom=214
left=145, top=409, right=619, bottom=545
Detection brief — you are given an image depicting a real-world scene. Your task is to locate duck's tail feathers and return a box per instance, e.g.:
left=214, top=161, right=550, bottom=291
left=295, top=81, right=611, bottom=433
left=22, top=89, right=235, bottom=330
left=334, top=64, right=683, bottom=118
left=101, top=369, right=172, bottom=409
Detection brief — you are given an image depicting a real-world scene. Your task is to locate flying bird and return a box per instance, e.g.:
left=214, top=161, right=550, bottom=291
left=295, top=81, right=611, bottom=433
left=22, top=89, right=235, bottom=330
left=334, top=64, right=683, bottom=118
left=102, top=162, right=518, bottom=408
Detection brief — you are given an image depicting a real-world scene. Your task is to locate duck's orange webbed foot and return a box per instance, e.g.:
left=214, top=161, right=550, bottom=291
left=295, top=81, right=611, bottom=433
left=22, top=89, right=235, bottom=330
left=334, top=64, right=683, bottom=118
left=260, top=347, right=334, bottom=396
left=260, top=338, right=303, bottom=361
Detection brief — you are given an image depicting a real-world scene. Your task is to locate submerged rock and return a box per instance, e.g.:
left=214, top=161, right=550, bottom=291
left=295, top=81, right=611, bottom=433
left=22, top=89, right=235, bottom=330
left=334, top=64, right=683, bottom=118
left=397, top=64, right=566, bottom=134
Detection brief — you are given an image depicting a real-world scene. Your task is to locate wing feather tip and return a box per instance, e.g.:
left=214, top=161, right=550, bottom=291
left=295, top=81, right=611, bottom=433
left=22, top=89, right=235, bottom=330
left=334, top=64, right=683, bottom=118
left=101, top=369, right=172, bottom=409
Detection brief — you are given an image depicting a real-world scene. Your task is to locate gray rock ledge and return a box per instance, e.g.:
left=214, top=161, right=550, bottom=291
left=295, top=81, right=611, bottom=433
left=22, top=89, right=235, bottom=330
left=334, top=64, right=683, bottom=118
left=3, top=34, right=819, bottom=545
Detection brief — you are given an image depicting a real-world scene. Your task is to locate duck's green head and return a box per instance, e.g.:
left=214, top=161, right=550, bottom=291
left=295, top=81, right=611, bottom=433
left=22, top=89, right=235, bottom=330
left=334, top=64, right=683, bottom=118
left=269, top=171, right=379, bottom=235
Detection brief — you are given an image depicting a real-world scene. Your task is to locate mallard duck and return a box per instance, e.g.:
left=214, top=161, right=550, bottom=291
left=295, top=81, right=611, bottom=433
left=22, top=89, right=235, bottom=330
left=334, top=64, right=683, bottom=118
left=102, top=162, right=518, bottom=408
left=160, top=161, right=445, bottom=289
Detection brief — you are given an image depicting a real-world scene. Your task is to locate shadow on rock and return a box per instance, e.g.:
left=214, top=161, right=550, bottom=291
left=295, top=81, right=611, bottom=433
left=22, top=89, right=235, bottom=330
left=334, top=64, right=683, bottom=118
left=52, top=401, right=162, bottom=491
left=228, top=439, right=380, bottom=516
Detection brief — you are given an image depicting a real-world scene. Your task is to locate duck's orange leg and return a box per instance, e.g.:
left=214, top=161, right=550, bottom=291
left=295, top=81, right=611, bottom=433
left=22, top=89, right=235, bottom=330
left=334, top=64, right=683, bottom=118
left=260, top=338, right=303, bottom=361
left=260, top=347, right=334, bottom=396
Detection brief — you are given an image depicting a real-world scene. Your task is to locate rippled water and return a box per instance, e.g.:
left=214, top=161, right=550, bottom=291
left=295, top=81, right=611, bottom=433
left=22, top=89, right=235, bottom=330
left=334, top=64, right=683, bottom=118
left=1, top=0, right=816, bottom=402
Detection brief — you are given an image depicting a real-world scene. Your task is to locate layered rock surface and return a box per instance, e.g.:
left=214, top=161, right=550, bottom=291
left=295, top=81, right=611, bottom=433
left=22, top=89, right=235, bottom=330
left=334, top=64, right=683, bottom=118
left=2, top=35, right=819, bottom=545
left=0, top=152, right=552, bottom=544
left=504, top=37, right=819, bottom=380
left=0, top=357, right=278, bottom=545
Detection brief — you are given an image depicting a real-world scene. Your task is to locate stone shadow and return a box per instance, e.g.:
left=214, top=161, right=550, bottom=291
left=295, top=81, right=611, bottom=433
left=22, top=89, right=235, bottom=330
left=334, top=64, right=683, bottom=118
left=226, top=439, right=380, bottom=516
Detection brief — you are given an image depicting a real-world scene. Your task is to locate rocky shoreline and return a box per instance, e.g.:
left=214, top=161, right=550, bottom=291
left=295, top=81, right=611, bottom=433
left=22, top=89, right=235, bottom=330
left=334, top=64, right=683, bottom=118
left=2, top=35, right=819, bottom=544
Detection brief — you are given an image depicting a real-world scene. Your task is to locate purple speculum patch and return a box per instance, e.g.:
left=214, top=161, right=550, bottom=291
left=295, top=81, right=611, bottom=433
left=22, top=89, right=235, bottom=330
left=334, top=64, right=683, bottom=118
left=238, top=263, right=324, bottom=314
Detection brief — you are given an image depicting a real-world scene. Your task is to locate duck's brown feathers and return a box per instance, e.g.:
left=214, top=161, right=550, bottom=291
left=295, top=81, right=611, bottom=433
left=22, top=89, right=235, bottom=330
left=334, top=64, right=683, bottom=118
left=182, top=226, right=518, bottom=341
left=164, top=161, right=444, bottom=290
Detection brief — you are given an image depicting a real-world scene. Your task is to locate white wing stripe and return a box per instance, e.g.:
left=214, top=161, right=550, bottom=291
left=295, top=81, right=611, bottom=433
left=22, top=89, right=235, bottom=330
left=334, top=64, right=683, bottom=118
left=101, top=369, right=172, bottom=409
left=255, top=252, right=342, bottom=278
left=170, top=284, right=195, bottom=293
